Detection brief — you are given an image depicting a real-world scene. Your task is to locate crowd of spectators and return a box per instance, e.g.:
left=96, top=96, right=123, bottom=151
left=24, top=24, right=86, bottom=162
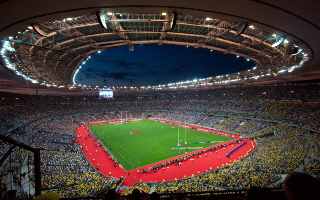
left=0, top=83, right=319, bottom=198
left=145, top=140, right=240, bottom=173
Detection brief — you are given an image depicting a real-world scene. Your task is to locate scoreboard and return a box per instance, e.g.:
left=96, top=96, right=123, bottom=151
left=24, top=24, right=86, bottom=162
left=99, top=89, right=113, bottom=98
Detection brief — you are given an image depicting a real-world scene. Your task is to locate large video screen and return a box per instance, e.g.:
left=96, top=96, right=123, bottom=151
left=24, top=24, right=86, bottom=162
left=99, top=89, right=113, bottom=98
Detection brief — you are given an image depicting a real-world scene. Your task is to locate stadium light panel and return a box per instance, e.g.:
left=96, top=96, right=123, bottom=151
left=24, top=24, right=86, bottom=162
left=290, top=45, right=304, bottom=56
left=272, top=38, right=284, bottom=47
left=97, top=9, right=110, bottom=30
left=248, top=25, right=255, bottom=30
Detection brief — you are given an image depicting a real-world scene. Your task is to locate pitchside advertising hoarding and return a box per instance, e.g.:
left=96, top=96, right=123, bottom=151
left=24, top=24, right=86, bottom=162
left=99, top=88, right=113, bottom=98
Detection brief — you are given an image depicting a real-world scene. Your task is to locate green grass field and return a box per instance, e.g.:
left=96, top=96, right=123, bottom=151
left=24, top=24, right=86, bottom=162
left=90, top=119, right=231, bottom=170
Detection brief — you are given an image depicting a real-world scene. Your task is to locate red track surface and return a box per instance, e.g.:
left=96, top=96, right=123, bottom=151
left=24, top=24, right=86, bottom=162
left=76, top=123, right=256, bottom=186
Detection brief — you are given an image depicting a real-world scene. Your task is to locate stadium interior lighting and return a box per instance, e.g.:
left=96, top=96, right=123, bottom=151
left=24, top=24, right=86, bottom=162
left=161, top=12, right=167, bottom=16
left=107, top=12, right=113, bottom=16
left=205, top=17, right=213, bottom=21
left=1, top=39, right=41, bottom=84
left=248, top=25, right=255, bottom=30
left=62, top=17, right=74, bottom=22
left=291, top=47, right=303, bottom=56
left=272, top=38, right=284, bottom=47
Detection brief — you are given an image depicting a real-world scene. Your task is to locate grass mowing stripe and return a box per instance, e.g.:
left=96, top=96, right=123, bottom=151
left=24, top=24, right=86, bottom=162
left=90, top=119, right=231, bottom=170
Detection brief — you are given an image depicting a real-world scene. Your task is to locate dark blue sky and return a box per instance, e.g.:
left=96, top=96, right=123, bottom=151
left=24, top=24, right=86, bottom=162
left=76, top=45, right=255, bottom=86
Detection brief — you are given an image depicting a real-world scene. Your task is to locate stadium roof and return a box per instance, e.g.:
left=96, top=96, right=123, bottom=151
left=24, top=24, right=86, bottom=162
left=0, top=0, right=319, bottom=91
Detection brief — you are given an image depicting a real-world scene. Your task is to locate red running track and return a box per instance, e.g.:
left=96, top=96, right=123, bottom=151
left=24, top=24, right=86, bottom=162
left=76, top=124, right=256, bottom=186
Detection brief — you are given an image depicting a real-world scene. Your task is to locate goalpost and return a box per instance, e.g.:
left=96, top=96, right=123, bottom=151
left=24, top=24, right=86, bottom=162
left=177, top=127, right=180, bottom=146
left=177, top=121, right=188, bottom=147
left=120, top=111, right=128, bottom=123
left=184, top=120, right=188, bottom=145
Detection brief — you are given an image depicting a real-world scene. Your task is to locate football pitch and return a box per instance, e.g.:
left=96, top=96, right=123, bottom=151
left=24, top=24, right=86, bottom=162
left=89, top=119, right=231, bottom=170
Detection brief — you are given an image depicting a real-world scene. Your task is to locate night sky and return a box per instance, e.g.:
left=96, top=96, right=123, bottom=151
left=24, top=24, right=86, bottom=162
left=76, top=45, right=255, bottom=86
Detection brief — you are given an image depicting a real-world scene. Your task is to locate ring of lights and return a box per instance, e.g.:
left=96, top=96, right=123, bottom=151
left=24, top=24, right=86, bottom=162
left=0, top=7, right=311, bottom=90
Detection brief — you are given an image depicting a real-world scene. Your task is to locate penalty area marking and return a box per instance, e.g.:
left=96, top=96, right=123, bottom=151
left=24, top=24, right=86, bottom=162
left=210, top=140, right=226, bottom=143
left=171, top=146, right=203, bottom=150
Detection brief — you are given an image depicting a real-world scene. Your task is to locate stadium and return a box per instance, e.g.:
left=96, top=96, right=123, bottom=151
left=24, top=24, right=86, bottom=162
left=0, top=1, right=320, bottom=199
